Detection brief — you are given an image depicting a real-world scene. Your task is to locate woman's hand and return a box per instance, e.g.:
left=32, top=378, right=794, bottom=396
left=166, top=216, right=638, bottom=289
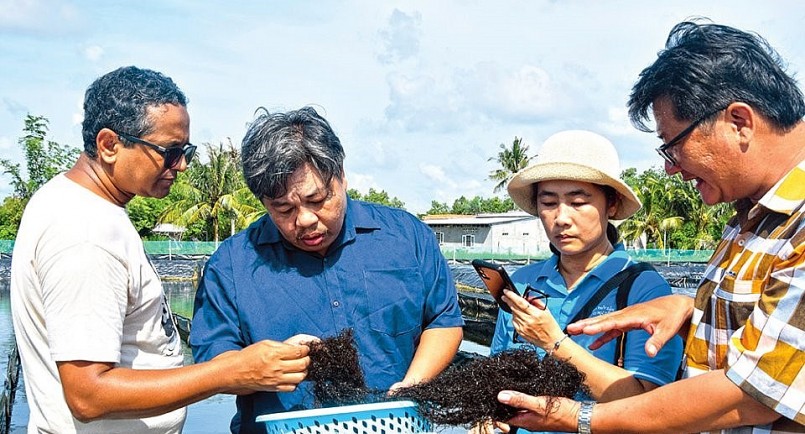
left=502, top=289, right=564, bottom=350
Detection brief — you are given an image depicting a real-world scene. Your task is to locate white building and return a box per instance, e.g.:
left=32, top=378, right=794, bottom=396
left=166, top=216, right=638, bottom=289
left=422, top=211, right=550, bottom=256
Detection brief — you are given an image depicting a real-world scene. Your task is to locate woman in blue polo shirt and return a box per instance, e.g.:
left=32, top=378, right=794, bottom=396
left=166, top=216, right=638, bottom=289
left=489, top=130, right=683, bottom=433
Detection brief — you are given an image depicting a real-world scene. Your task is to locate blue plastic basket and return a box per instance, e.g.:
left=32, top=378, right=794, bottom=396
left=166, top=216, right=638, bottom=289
left=256, top=400, right=432, bottom=434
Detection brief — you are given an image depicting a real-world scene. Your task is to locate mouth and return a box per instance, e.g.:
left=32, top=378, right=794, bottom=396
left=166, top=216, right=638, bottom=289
left=298, top=232, right=326, bottom=247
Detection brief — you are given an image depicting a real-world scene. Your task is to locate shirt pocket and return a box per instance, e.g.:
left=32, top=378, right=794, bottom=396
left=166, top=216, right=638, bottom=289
left=712, top=273, right=761, bottom=336
left=363, top=267, right=425, bottom=336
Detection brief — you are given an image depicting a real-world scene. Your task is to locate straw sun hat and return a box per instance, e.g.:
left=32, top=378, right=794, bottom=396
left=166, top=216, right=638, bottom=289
left=507, top=130, right=641, bottom=220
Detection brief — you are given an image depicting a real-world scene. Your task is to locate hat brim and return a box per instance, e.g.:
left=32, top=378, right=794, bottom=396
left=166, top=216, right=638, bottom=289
left=507, top=162, right=641, bottom=220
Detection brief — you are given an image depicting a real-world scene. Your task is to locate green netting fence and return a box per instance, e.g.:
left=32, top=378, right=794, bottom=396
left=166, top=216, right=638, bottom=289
left=439, top=248, right=713, bottom=263
left=0, top=240, right=220, bottom=256
left=1, top=240, right=713, bottom=263
left=142, top=241, right=220, bottom=256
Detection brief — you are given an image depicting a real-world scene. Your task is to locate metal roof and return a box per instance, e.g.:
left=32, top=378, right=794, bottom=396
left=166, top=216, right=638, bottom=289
left=422, top=211, right=536, bottom=226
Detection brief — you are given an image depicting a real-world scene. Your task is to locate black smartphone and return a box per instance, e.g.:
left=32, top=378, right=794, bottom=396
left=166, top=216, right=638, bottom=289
left=471, top=259, right=520, bottom=313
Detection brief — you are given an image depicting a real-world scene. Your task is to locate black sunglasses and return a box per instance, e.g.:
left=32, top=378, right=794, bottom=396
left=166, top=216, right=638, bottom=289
left=655, top=106, right=727, bottom=167
left=118, top=132, right=196, bottom=169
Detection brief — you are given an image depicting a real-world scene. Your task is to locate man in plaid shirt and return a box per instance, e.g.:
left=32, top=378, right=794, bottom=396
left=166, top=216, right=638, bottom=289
left=491, top=20, right=805, bottom=434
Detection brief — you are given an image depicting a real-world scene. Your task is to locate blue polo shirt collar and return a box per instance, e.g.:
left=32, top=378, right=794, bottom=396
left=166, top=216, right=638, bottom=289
left=531, top=244, right=631, bottom=296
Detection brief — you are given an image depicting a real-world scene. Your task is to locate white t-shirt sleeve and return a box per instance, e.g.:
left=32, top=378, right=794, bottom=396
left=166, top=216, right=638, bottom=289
left=40, top=242, right=129, bottom=363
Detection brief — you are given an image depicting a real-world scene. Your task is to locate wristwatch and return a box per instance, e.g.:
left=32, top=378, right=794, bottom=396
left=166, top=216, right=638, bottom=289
left=577, top=401, right=594, bottom=434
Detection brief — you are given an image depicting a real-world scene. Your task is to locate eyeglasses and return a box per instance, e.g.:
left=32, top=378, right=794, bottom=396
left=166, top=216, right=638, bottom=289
left=523, top=285, right=549, bottom=309
left=655, top=107, right=726, bottom=167
left=118, top=132, right=196, bottom=169
left=512, top=285, right=550, bottom=344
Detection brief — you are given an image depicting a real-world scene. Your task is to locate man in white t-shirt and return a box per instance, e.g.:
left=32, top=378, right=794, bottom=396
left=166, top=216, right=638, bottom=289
left=10, top=66, right=312, bottom=434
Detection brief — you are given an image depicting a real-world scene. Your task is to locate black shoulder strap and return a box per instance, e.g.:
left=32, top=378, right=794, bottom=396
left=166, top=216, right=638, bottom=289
left=611, top=262, right=655, bottom=366
left=566, top=261, right=655, bottom=326
left=563, top=261, right=655, bottom=366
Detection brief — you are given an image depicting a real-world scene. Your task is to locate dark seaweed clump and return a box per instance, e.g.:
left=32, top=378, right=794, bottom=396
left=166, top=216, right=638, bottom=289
left=393, top=348, right=588, bottom=428
left=305, top=329, right=379, bottom=407
left=305, top=330, right=588, bottom=429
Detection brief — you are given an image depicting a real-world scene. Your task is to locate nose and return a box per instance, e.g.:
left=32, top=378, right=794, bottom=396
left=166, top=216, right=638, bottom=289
left=664, top=159, right=681, bottom=175
left=296, top=206, right=319, bottom=228
left=554, top=203, right=573, bottom=226
left=174, top=156, right=190, bottom=172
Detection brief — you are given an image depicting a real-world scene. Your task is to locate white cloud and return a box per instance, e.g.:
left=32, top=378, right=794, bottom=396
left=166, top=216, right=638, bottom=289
left=419, top=163, right=454, bottom=187
left=377, top=9, right=422, bottom=65
left=1, top=97, right=27, bottom=117
left=344, top=171, right=377, bottom=194
left=598, top=106, right=635, bottom=137
left=0, top=0, right=80, bottom=33
left=1, top=0, right=803, bottom=215
left=0, top=135, right=12, bottom=151
left=83, top=44, right=103, bottom=62
left=460, top=62, right=568, bottom=122
left=383, top=72, right=468, bottom=133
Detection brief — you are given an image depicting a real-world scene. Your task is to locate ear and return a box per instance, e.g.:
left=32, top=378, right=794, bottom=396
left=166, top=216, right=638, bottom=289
left=725, top=102, right=755, bottom=144
left=95, top=128, right=121, bottom=164
left=607, top=195, right=620, bottom=219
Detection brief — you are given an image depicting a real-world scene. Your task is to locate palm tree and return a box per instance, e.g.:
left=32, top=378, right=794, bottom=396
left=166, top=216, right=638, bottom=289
left=488, top=136, right=533, bottom=193
left=158, top=140, right=248, bottom=244
left=619, top=168, right=684, bottom=249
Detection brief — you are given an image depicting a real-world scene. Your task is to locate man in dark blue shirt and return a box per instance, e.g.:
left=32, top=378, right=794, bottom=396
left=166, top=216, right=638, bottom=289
left=190, top=106, right=464, bottom=434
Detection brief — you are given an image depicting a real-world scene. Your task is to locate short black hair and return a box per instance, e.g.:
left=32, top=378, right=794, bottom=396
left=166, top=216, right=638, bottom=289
left=82, top=66, right=187, bottom=157
left=628, top=20, right=805, bottom=133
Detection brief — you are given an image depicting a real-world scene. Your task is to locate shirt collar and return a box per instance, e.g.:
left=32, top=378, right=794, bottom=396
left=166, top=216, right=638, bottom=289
left=534, top=243, right=630, bottom=283
left=740, top=158, right=805, bottom=221
left=756, top=158, right=805, bottom=216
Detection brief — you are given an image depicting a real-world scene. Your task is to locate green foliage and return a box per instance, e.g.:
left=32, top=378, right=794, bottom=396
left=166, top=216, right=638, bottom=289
left=126, top=196, right=170, bottom=238
left=347, top=188, right=405, bottom=209
left=488, top=136, right=534, bottom=193
left=0, top=196, right=25, bottom=239
left=618, top=166, right=733, bottom=250
left=475, top=196, right=516, bottom=213
left=424, top=195, right=516, bottom=215
left=425, top=200, right=450, bottom=215
left=0, top=115, right=79, bottom=201
left=0, top=115, right=79, bottom=238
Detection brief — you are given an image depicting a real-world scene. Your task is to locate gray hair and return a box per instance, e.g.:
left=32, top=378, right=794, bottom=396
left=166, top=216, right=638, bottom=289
left=241, top=106, right=345, bottom=199
left=81, top=66, right=187, bottom=157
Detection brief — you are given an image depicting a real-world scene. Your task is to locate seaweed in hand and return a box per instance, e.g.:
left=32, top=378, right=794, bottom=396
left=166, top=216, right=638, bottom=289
left=393, top=348, right=588, bottom=428
left=305, top=330, right=588, bottom=430
left=305, top=329, right=377, bottom=407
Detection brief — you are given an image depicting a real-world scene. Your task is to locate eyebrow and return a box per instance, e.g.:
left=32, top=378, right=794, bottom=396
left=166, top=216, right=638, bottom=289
left=537, top=188, right=592, bottom=198
left=268, top=186, right=330, bottom=207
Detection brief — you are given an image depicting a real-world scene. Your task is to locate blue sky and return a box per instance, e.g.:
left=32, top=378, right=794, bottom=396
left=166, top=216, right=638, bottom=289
left=1, top=1, right=803, bottom=213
